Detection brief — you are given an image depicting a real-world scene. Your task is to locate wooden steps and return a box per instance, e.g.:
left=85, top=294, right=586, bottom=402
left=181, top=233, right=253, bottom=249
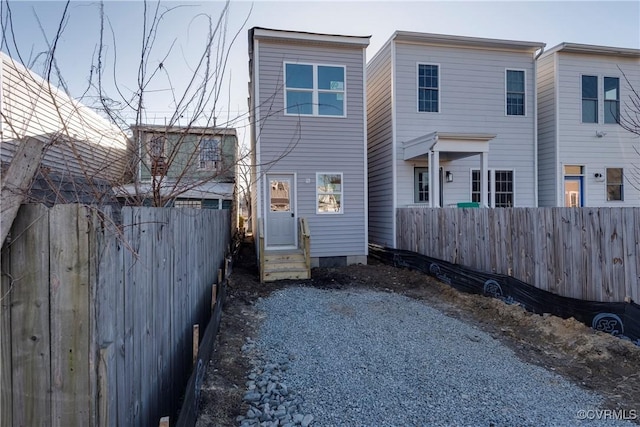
left=262, top=249, right=310, bottom=282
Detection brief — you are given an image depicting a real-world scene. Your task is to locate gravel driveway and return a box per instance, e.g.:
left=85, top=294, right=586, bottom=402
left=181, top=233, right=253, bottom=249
left=236, top=286, right=637, bottom=427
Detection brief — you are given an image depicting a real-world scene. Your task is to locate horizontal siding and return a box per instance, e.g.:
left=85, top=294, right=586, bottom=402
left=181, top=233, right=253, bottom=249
left=556, top=53, right=640, bottom=206
left=1, top=54, right=130, bottom=182
left=366, top=43, right=394, bottom=247
left=393, top=42, right=538, bottom=208
left=255, top=39, right=367, bottom=257
left=537, top=53, right=558, bottom=207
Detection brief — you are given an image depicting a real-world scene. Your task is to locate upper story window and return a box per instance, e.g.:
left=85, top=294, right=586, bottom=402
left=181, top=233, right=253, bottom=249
left=284, top=63, right=345, bottom=117
left=148, top=135, right=167, bottom=176
left=199, top=138, right=220, bottom=170
left=418, top=64, right=439, bottom=112
left=604, top=77, right=620, bottom=124
left=506, top=70, right=525, bottom=116
left=581, top=75, right=598, bottom=123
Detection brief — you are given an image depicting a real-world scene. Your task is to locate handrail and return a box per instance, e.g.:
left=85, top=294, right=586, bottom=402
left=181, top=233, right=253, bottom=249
left=298, top=217, right=311, bottom=276
left=258, top=218, right=265, bottom=283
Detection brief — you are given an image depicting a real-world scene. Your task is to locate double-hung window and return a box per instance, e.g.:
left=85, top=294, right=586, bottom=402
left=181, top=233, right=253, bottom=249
left=199, top=138, right=220, bottom=170
left=418, top=64, right=439, bottom=112
left=506, top=70, right=525, bottom=116
left=471, top=169, right=514, bottom=207
left=604, top=77, right=620, bottom=124
left=581, top=75, right=598, bottom=123
left=285, top=63, right=345, bottom=116
left=317, top=173, right=343, bottom=213
left=606, top=168, right=623, bottom=201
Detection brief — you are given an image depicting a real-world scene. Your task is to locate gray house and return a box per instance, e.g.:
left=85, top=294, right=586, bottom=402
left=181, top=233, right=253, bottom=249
left=248, top=27, right=370, bottom=280
left=537, top=43, right=640, bottom=207
left=367, top=31, right=545, bottom=248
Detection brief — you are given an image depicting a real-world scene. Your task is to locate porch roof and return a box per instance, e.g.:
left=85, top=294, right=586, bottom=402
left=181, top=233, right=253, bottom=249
left=402, top=131, right=496, bottom=161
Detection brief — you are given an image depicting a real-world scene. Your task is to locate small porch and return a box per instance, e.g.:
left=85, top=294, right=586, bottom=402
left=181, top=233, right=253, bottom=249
left=258, top=217, right=311, bottom=282
left=403, top=131, right=496, bottom=208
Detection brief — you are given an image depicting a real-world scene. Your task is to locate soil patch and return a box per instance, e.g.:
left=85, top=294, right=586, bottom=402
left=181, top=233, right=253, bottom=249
left=196, top=237, right=640, bottom=426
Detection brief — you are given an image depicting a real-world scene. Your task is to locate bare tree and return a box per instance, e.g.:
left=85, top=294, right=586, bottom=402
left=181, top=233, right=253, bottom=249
left=617, top=66, right=640, bottom=190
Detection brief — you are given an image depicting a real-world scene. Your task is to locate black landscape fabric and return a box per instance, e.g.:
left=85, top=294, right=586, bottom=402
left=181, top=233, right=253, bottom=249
left=370, top=245, right=640, bottom=345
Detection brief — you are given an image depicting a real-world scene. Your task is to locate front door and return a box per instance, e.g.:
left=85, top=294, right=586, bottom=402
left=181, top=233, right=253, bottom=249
left=266, top=174, right=296, bottom=247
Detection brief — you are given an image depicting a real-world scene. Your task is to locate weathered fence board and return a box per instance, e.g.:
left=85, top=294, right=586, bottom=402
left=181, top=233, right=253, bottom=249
left=397, top=207, right=640, bottom=302
left=1, top=204, right=231, bottom=426
left=9, top=204, right=50, bottom=427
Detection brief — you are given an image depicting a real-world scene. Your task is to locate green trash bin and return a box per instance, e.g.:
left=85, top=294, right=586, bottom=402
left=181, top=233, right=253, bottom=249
left=456, top=202, right=480, bottom=208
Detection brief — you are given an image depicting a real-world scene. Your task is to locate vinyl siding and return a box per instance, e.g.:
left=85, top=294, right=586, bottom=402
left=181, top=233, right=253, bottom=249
left=393, top=42, right=538, bottom=208
left=254, top=39, right=367, bottom=257
left=555, top=52, right=640, bottom=206
left=0, top=53, right=130, bottom=182
left=366, top=42, right=395, bottom=247
left=536, top=53, right=558, bottom=207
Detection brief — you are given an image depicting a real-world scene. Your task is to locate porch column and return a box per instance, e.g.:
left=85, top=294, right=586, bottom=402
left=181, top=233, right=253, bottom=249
left=480, top=152, right=489, bottom=208
left=431, top=150, right=441, bottom=208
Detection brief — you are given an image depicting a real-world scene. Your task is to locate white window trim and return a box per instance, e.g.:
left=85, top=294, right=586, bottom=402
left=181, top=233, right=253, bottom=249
left=283, top=62, right=347, bottom=118
left=316, top=172, right=343, bottom=215
left=605, top=166, right=624, bottom=202
left=469, top=168, right=516, bottom=208
left=416, top=62, right=441, bottom=114
left=603, top=76, right=620, bottom=126
left=580, top=74, right=599, bottom=124
left=505, top=68, right=527, bottom=117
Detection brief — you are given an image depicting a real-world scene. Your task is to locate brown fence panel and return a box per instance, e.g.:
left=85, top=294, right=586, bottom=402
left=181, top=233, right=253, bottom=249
left=397, top=207, right=640, bottom=302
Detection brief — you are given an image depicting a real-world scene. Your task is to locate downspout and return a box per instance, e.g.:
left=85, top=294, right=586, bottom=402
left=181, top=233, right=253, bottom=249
left=391, top=37, right=398, bottom=248
left=533, top=46, right=545, bottom=208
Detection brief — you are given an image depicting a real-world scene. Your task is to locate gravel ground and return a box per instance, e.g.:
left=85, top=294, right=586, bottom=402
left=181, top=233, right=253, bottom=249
left=243, top=286, right=637, bottom=427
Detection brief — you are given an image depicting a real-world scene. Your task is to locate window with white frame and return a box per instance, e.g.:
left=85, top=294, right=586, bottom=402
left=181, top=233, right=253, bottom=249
left=199, top=138, right=220, bottom=170
left=414, top=167, right=429, bottom=203
left=471, top=169, right=514, bottom=207
left=604, top=77, right=620, bottom=124
left=418, top=64, right=439, bottom=112
left=506, top=70, right=525, bottom=116
left=606, top=168, right=623, bottom=201
left=317, top=173, right=342, bottom=213
left=285, top=63, right=345, bottom=116
left=582, top=75, right=598, bottom=123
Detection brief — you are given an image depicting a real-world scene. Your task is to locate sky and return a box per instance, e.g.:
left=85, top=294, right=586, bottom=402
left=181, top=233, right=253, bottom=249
left=2, top=0, right=639, bottom=146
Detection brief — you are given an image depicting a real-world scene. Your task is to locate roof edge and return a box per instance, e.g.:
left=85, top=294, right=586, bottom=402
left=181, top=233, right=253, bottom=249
left=393, top=30, right=545, bottom=52
left=251, top=27, right=370, bottom=47
left=542, top=42, right=640, bottom=58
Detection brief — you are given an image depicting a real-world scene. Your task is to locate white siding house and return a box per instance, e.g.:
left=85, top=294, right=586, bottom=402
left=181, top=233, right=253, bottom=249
left=367, top=31, right=545, bottom=247
left=249, top=28, right=370, bottom=267
left=0, top=52, right=130, bottom=185
left=537, top=43, right=640, bottom=207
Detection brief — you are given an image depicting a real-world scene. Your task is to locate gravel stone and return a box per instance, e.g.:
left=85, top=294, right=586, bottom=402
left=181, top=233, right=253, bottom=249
left=243, top=287, right=637, bottom=427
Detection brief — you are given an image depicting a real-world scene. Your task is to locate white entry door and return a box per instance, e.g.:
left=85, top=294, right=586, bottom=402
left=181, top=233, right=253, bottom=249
left=266, top=174, right=296, bottom=247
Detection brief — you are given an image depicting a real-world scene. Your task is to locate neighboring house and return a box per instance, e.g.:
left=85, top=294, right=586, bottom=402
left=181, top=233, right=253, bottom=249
left=119, top=125, right=237, bottom=210
left=367, top=31, right=545, bottom=248
left=248, top=27, right=370, bottom=277
left=0, top=52, right=131, bottom=204
left=537, top=43, right=640, bottom=207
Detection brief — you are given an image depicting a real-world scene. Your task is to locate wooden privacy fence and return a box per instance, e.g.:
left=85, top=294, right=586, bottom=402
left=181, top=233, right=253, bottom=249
left=1, top=204, right=231, bottom=427
left=396, top=207, right=640, bottom=303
